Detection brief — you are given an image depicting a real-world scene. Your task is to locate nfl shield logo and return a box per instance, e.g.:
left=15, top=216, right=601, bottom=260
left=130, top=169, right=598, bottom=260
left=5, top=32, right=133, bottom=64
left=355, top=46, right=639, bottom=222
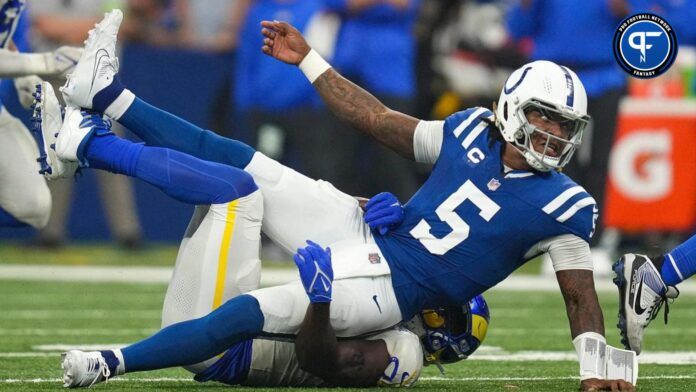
left=368, top=253, right=381, bottom=264
left=487, top=178, right=501, bottom=191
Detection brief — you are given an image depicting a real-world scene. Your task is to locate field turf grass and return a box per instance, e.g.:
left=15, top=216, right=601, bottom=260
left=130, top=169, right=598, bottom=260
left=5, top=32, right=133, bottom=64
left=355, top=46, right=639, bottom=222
left=1, top=245, right=695, bottom=391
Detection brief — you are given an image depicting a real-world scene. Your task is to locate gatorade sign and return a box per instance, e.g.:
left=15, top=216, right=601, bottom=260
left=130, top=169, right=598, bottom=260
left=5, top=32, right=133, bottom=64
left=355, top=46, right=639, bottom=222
left=605, top=99, right=696, bottom=231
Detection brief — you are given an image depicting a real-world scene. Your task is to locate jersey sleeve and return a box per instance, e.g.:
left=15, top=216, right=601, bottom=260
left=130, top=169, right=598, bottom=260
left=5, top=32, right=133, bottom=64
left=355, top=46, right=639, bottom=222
left=531, top=234, right=594, bottom=271
left=413, top=120, right=444, bottom=164
left=540, top=183, right=598, bottom=243
left=368, top=328, right=423, bottom=387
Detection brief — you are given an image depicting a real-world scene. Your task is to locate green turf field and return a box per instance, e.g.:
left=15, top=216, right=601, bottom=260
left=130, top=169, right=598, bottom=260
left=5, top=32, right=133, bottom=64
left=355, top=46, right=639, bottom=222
left=0, top=245, right=695, bottom=391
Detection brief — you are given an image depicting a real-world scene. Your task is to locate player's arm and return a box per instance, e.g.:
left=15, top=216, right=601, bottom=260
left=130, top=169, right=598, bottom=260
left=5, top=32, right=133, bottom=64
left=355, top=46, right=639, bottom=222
left=0, top=46, right=81, bottom=78
left=292, top=241, right=391, bottom=387
left=296, top=303, right=391, bottom=387
left=539, top=235, right=635, bottom=391
left=260, top=20, right=420, bottom=160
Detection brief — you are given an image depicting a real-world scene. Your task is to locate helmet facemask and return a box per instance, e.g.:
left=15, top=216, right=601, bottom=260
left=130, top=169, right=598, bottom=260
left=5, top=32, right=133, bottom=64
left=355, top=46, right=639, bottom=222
left=510, top=99, right=589, bottom=172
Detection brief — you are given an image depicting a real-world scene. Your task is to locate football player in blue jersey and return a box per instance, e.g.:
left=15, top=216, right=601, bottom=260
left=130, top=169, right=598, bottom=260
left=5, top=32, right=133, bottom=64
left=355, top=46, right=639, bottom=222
left=31, top=67, right=489, bottom=387
left=48, top=11, right=631, bottom=391
left=0, top=0, right=80, bottom=228
left=259, top=21, right=634, bottom=391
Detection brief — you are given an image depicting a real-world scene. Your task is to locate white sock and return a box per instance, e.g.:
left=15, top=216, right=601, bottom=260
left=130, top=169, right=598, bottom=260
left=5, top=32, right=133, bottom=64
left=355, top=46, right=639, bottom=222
left=113, top=349, right=126, bottom=375
left=104, top=89, right=135, bottom=120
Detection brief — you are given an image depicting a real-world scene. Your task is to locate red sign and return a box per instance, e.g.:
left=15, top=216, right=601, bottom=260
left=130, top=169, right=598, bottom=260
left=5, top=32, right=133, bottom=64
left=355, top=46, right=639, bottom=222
left=605, top=98, right=696, bottom=231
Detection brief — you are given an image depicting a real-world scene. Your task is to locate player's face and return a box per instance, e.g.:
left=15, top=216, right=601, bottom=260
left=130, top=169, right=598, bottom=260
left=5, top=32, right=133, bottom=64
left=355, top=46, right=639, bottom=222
left=525, top=109, right=571, bottom=158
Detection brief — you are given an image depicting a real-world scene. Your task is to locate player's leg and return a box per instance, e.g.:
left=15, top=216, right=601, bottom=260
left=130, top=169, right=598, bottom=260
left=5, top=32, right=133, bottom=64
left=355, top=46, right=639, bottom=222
left=250, top=275, right=402, bottom=338
left=161, top=192, right=263, bottom=374
left=59, top=10, right=371, bottom=252
left=61, top=294, right=265, bottom=387
left=109, top=92, right=369, bottom=251
left=119, top=276, right=399, bottom=371
left=660, top=234, right=696, bottom=286
left=0, top=106, right=51, bottom=228
left=613, top=234, right=696, bottom=354
left=56, top=111, right=266, bottom=387
left=62, top=256, right=398, bottom=386
left=73, top=79, right=368, bottom=252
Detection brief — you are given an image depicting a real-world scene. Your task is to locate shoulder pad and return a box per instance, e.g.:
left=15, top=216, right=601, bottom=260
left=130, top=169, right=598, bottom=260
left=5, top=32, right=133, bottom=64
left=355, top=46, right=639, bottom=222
left=444, top=107, right=495, bottom=146
left=539, top=175, right=597, bottom=242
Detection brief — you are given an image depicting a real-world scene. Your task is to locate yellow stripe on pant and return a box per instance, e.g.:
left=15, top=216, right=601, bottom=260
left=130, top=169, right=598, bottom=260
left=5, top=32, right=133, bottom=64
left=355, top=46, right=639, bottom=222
left=212, top=200, right=239, bottom=309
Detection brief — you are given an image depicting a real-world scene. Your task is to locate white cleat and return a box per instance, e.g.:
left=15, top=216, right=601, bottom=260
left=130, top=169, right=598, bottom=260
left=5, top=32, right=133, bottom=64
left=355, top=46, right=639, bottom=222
left=61, top=350, right=111, bottom=388
left=54, top=107, right=113, bottom=166
left=31, top=82, right=78, bottom=179
left=613, top=253, right=679, bottom=354
left=61, top=9, right=123, bottom=109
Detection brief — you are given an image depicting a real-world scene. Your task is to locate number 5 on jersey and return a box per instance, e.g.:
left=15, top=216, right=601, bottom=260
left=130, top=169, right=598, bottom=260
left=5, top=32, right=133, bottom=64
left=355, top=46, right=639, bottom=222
left=410, top=180, right=501, bottom=255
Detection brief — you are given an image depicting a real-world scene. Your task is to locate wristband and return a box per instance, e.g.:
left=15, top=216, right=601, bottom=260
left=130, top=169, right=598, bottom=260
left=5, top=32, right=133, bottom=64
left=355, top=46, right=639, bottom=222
left=299, top=49, right=331, bottom=84
left=573, top=332, right=607, bottom=380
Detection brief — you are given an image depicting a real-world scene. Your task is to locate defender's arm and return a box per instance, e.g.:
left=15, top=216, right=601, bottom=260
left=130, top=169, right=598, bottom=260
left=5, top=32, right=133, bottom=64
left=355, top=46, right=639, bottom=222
left=295, top=303, right=390, bottom=387
left=260, top=20, right=420, bottom=159
left=0, top=47, right=81, bottom=78
left=292, top=241, right=390, bottom=386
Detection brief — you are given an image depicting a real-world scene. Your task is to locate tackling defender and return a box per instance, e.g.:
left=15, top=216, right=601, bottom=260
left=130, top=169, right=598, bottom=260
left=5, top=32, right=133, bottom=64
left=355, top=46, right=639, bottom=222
left=33, top=82, right=489, bottom=388
left=0, top=0, right=80, bottom=228
left=45, top=10, right=631, bottom=391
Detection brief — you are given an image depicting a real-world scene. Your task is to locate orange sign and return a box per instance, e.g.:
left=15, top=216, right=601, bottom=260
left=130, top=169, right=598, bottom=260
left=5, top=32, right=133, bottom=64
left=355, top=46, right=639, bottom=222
left=605, top=98, right=696, bottom=232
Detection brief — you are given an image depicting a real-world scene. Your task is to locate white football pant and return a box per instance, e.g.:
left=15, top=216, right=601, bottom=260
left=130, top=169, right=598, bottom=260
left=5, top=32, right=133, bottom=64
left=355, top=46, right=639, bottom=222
left=0, top=106, right=51, bottom=228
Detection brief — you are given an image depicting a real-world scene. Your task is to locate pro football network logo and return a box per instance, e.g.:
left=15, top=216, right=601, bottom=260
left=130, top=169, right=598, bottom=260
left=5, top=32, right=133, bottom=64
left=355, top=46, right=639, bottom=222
left=613, top=13, right=677, bottom=78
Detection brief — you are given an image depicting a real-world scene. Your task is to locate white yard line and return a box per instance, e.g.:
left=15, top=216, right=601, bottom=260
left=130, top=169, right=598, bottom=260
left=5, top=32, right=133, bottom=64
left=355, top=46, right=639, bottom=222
left=3, top=375, right=695, bottom=383
left=0, top=264, right=296, bottom=287
left=32, top=344, right=126, bottom=351
left=2, top=264, right=695, bottom=293
left=5, top=349, right=696, bottom=364
left=422, top=375, right=696, bottom=381
left=0, top=309, right=159, bottom=319
left=0, top=328, right=155, bottom=336
left=1, top=377, right=194, bottom=383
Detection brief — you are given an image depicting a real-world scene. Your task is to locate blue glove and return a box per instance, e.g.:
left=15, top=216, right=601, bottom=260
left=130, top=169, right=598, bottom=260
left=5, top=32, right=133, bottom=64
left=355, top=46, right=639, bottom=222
left=364, top=192, right=404, bottom=235
left=293, top=240, right=333, bottom=303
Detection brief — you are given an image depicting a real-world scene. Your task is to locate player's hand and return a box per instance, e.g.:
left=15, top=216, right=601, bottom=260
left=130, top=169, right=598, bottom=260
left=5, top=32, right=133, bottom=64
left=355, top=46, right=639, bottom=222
left=13, top=75, right=43, bottom=109
left=364, top=192, right=404, bottom=235
left=260, top=20, right=311, bottom=65
left=580, top=378, right=635, bottom=392
left=48, top=46, right=83, bottom=77
left=294, top=240, right=334, bottom=303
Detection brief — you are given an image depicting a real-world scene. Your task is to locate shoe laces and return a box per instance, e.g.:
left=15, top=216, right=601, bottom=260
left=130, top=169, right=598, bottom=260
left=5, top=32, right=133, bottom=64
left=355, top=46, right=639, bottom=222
left=647, top=286, right=679, bottom=325
left=86, top=355, right=110, bottom=387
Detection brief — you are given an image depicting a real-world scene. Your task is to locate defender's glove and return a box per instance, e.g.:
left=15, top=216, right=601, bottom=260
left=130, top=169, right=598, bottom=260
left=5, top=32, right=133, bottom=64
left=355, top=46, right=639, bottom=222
left=294, top=240, right=333, bottom=303
left=14, top=75, right=43, bottom=109
left=364, top=192, right=404, bottom=235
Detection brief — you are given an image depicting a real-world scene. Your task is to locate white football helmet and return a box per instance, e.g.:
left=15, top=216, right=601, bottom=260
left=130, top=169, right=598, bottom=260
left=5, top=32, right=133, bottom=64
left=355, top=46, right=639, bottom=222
left=495, top=60, right=591, bottom=172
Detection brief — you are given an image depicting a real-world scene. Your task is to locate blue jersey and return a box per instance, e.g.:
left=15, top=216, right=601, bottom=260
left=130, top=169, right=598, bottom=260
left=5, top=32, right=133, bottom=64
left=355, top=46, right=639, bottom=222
left=374, top=107, right=597, bottom=319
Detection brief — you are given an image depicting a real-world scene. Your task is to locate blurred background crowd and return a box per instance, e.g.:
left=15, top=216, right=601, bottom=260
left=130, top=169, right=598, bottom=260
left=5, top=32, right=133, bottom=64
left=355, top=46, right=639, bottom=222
left=1, top=0, right=695, bottom=268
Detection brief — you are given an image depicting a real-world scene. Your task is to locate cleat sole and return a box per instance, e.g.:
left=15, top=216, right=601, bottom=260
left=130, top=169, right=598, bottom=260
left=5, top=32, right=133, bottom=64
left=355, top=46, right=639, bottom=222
left=612, top=258, right=631, bottom=350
